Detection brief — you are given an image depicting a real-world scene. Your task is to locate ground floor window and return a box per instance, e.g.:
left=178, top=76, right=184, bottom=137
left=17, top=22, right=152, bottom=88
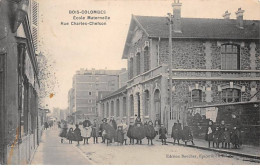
left=222, top=88, right=241, bottom=103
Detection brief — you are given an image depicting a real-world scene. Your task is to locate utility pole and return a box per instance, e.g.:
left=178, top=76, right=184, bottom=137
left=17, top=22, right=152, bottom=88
left=167, top=13, right=173, bottom=129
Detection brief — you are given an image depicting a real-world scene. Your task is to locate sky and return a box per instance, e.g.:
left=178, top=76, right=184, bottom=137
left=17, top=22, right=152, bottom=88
left=38, top=0, right=260, bottom=110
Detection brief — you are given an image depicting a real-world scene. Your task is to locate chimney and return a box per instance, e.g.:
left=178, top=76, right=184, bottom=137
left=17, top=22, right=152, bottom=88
left=235, top=8, right=245, bottom=28
left=222, top=10, right=231, bottom=19
left=172, top=0, right=182, bottom=33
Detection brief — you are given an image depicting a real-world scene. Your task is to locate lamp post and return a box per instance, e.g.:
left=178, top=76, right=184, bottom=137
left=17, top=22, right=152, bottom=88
left=167, top=13, right=173, bottom=129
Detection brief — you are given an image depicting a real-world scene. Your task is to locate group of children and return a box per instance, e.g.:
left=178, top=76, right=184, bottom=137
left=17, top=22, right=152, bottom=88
left=205, top=120, right=240, bottom=149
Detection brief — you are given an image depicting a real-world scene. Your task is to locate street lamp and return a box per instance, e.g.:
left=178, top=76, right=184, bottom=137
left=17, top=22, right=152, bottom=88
left=167, top=13, right=173, bottom=129
left=13, top=0, right=29, bottom=33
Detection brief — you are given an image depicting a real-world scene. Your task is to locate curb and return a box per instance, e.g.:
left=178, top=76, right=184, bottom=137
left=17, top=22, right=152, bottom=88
left=29, top=144, right=39, bottom=165
left=160, top=140, right=260, bottom=160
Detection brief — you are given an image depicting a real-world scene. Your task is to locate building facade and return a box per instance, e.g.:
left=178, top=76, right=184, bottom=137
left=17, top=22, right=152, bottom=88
left=68, top=68, right=127, bottom=122
left=98, top=1, right=260, bottom=136
left=0, top=0, right=40, bottom=164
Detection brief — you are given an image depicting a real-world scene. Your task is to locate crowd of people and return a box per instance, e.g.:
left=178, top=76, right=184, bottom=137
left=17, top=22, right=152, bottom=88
left=57, top=113, right=242, bottom=149
left=58, top=116, right=172, bottom=146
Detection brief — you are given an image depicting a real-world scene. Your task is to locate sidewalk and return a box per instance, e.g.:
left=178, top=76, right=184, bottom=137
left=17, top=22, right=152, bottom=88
left=165, top=136, right=260, bottom=160
left=30, top=127, right=91, bottom=165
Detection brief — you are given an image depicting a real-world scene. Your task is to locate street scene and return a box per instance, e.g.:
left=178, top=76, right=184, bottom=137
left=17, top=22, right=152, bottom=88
left=0, top=0, right=260, bottom=165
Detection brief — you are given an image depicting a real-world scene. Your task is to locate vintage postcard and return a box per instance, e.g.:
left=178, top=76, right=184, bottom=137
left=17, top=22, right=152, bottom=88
left=0, top=0, right=260, bottom=165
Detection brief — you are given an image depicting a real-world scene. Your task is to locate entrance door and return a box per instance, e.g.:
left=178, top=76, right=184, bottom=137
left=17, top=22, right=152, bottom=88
left=0, top=54, right=6, bottom=164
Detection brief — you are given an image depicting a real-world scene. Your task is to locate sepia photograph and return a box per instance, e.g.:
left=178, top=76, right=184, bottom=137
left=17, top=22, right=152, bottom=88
left=0, top=0, right=260, bottom=165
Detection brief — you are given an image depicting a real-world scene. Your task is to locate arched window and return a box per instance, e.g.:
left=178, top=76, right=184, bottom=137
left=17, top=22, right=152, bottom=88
left=106, top=102, right=109, bottom=117
left=116, top=99, right=120, bottom=117
left=123, top=97, right=127, bottom=117
left=129, top=57, right=134, bottom=79
left=130, top=95, right=134, bottom=116
left=221, top=44, right=240, bottom=70
left=136, top=53, right=141, bottom=75
left=111, top=101, right=114, bottom=116
left=144, top=47, right=150, bottom=72
left=191, top=89, right=202, bottom=102
left=144, top=90, right=150, bottom=116
left=222, top=88, right=241, bottom=103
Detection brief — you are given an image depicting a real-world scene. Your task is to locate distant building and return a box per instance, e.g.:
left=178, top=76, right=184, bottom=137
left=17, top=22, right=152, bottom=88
left=68, top=68, right=127, bottom=122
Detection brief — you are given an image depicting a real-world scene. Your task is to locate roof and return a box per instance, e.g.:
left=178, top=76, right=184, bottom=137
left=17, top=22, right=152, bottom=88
left=135, top=15, right=260, bottom=39
left=100, top=85, right=127, bottom=101
left=122, top=15, right=260, bottom=59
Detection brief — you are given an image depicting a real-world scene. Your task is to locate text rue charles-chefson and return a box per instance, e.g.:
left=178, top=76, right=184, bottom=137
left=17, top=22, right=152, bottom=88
left=61, top=10, right=110, bottom=26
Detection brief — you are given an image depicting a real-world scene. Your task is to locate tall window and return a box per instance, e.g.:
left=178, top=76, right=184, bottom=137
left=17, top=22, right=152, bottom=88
left=136, top=53, right=141, bottom=75
left=191, top=89, right=202, bottom=102
left=221, top=44, right=240, bottom=70
left=123, top=97, right=127, bottom=117
left=129, top=58, right=134, bottom=79
left=111, top=101, right=114, bottom=116
left=116, top=99, right=120, bottom=117
left=222, top=88, right=241, bottom=103
left=144, top=47, right=150, bottom=72
left=130, top=95, right=134, bottom=116
left=144, top=90, right=150, bottom=116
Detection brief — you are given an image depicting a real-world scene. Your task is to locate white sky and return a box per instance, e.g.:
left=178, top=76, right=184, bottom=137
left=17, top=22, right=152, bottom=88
left=38, top=0, right=260, bottom=110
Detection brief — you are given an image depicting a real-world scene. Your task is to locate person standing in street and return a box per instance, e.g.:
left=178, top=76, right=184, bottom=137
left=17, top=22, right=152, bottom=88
left=59, top=121, right=68, bottom=143
left=81, top=122, right=92, bottom=144
left=219, top=120, right=226, bottom=148
left=230, top=113, right=242, bottom=149
left=99, top=118, right=106, bottom=143
left=223, top=127, right=231, bottom=149
left=73, top=124, right=83, bottom=145
left=205, top=120, right=214, bottom=148
left=67, top=128, right=74, bottom=144
left=91, top=119, right=99, bottom=144
left=154, top=116, right=161, bottom=135
left=159, top=124, right=167, bottom=145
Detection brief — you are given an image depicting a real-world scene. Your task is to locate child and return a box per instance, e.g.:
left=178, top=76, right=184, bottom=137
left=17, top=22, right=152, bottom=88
left=145, top=121, right=156, bottom=145
left=67, top=128, right=74, bottom=144
left=231, top=126, right=240, bottom=149
left=91, top=119, right=99, bottom=144
left=182, top=126, right=195, bottom=146
left=171, top=123, right=182, bottom=145
left=159, top=124, right=167, bottom=145
left=115, top=126, right=124, bottom=145
left=213, top=127, right=220, bottom=148
left=223, top=127, right=231, bottom=149
left=205, top=120, right=214, bottom=148
left=74, top=124, right=83, bottom=145
left=81, top=123, right=92, bottom=144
